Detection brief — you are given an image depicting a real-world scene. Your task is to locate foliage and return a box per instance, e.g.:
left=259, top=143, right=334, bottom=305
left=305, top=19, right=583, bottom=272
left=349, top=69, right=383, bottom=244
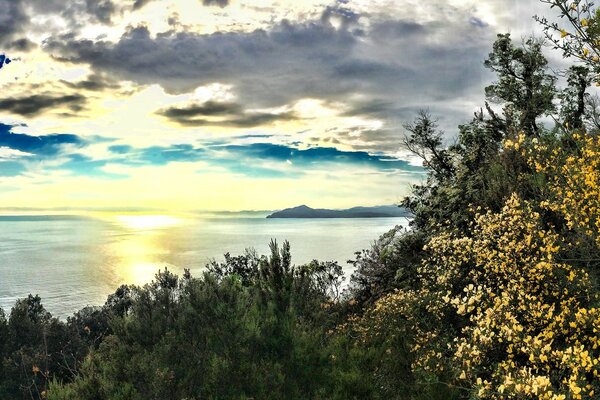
left=536, top=1, right=600, bottom=82
left=4, top=3, right=600, bottom=399
left=41, top=243, right=374, bottom=400
left=358, top=195, right=600, bottom=399
left=484, top=34, right=556, bottom=135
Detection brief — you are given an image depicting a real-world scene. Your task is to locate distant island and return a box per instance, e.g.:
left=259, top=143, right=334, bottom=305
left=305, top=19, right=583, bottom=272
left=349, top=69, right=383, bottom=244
left=266, top=205, right=411, bottom=218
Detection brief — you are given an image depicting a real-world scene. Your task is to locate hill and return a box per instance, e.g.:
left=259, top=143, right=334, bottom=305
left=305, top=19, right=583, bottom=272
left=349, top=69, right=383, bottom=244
left=266, top=205, right=410, bottom=218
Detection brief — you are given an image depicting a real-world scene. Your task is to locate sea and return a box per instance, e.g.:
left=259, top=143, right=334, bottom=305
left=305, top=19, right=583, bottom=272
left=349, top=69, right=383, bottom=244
left=0, top=214, right=408, bottom=318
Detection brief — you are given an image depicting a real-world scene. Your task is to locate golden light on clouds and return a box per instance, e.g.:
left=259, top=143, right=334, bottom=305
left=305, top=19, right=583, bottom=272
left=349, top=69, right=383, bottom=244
left=3, top=0, right=523, bottom=213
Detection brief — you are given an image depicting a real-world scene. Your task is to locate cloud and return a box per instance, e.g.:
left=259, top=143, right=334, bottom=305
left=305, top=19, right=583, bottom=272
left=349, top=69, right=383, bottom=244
left=0, top=0, right=28, bottom=48
left=42, top=4, right=499, bottom=149
left=132, top=0, right=230, bottom=10
left=38, top=0, right=120, bottom=25
left=0, top=147, right=33, bottom=159
left=5, top=38, right=37, bottom=51
left=0, top=93, right=87, bottom=117
left=370, top=20, right=426, bottom=38
left=83, top=0, right=116, bottom=24
left=157, top=101, right=298, bottom=127
left=0, top=0, right=121, bottom=42
left=43, top=20, right=359, bottom=101
left=203, top=0, right=229, bottom=7
left=61, top=74, right=120, bottom=91
left=160, top=101, right=242, bottom=117
left=469, top=16, right=488, bottom=28
left=132, top=0, right=154, bottom=10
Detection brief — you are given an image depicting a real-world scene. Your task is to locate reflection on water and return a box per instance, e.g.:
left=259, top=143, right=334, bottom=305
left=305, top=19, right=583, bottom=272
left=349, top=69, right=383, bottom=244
left=0, top=215, right=408, bottom=318
left=110, top=215, right=182, bottom=284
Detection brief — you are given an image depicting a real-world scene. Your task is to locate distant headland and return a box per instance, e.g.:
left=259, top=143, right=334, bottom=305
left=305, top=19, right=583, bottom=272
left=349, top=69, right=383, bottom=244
left=266, top=205, right=411, bottom=219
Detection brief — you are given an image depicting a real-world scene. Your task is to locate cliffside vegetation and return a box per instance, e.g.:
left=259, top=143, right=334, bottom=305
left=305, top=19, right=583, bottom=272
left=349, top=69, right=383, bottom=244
left=2, top=1, right=600, bottom=399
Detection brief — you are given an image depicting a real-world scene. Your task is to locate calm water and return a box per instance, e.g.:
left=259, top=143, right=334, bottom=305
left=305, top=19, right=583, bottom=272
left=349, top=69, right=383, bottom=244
left=0, top=214, right=407, bottom=318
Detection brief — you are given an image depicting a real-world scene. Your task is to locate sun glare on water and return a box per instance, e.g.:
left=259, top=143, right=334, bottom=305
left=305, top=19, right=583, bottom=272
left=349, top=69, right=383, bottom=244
left=110, top=214, right=183, bottom=284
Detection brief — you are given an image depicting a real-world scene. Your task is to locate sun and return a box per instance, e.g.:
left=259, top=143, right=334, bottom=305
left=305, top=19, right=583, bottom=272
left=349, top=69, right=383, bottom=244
left=116, top=215, right=181, bottom=230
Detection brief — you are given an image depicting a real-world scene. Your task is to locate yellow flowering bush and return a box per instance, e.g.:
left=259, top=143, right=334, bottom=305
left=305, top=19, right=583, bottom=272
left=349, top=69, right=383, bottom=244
left=507, top=132, right=600, bottom=248
left=356, top=194, right=600, bottom=399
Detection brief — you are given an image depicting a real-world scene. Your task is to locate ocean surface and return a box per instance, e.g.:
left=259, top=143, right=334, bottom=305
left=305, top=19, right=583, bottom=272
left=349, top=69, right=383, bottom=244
left=0, top=214, right=408, bottom=318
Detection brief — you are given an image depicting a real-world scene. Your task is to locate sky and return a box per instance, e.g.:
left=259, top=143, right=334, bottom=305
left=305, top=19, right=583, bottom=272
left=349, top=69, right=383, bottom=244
left=0, top=0, right=564, bottom=212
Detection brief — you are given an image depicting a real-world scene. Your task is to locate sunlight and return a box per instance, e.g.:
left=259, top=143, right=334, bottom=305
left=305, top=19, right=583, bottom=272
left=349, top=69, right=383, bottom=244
left=110, top=227, right=172, bottom=284
left=116, top=215, right=181, bottom=230
left=124, top=262, right=164, bottom=286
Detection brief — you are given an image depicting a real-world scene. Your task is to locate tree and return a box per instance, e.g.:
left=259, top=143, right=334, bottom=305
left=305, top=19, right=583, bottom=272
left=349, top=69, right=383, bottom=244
left=537, top=1, right=600, bottom=78
left=484, top=33, right=556, bottom=136
left=559, top=65, right=592, bottom=130
left=402, top=110, right=455, bottom=182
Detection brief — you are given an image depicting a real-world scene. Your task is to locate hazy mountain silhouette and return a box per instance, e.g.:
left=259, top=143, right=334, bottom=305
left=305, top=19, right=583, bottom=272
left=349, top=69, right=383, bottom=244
left=266, top=205, right=410, bottom=218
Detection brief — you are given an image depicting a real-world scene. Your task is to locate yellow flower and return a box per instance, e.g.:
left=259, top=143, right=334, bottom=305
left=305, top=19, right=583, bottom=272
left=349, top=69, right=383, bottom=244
left=582, top=18, right=589, bottom=27
left=561, top=29, right=568, bottom=38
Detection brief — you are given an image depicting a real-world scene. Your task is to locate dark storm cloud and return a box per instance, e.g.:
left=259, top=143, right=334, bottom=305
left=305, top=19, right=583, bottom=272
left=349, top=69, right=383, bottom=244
left=0, top=0, right=29, bottom=48
left=132, top=0, right=153, bottom=10
left=203, top=0, right=229, bottom=7
left=217, top=112, right=297, bottom=128
left=83, top=0, right=117, bottom=24
left=163, top=111, right=298, bottom=128
left=43, top=21, right=359, bottom=102
left=0, top=0, right=120, bottom=41
left=40, top=2, right=507, bottom=153
left=340, top=100, right=395, bottom=118
left=333, top=59, right=409, bottom=80
left=0, top=93, right=87, bottom=117
left=158, top=101, right=298, bottom=127
left=43, top=11, right=495, bottom=120
left=39, top=0, right=119, bottom=25
left=132, top=0, right=230, bottom=10
left=161, top=101, right=243, bottom=117
left=370, top=20, right=426, bottom=38
left=61, top=74, right=120, bottom=91
left=6, top=38, right=37, bottom=51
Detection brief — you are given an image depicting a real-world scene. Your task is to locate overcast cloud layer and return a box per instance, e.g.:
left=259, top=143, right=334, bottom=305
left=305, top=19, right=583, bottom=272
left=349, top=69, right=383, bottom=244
left=0, top=0, right=568, bottom=211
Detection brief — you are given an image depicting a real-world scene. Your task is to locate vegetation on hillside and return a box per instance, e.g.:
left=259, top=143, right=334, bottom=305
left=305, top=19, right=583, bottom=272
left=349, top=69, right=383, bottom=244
left=2, top=1, right=600, bottom=398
